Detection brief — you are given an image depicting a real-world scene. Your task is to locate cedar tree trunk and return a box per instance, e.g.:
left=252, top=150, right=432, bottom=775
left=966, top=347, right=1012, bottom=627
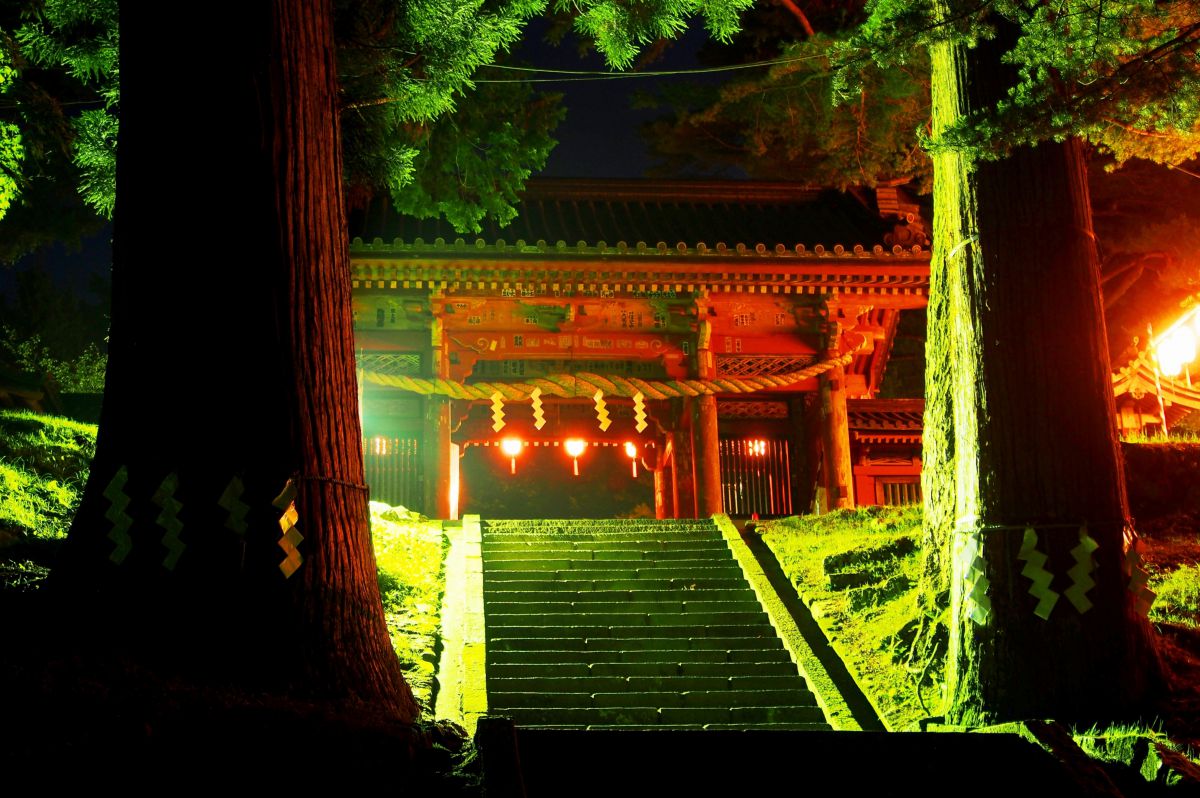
left=55, top=0, right=418, bottom=719
left=927, top=13, right=1160, bottom=725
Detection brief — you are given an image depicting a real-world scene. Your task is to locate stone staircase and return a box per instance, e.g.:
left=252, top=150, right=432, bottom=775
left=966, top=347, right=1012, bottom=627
left=482, top=518, right=831, bottom=730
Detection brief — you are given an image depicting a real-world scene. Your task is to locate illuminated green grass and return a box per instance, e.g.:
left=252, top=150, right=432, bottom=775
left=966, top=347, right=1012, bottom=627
left=1151, top=563, right=1200, bottom=629
left=0, top=409, right=96, bottom=543
left=760, top=505, right=927, bottom=730
left=370, top=501, right=449, bottom=716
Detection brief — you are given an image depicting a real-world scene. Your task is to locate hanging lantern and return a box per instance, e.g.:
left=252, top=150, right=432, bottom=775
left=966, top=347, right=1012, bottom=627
left=501, top=437, right=523, bottom=475
left=624, top=441, right=638, bottom=478
left=565, top=438, right=587, bottom=476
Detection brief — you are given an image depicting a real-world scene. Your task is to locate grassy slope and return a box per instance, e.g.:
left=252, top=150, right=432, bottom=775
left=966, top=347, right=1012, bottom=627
left=759, top=505, right=928, bottom=731
left=761, top=504, right=1200, bottom=745
left=0, top=410, right=450, bottom=718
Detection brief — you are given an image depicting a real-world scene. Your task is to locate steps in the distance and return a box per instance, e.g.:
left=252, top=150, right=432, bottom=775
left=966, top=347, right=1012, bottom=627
left=482, top=518, right=830, bottom=731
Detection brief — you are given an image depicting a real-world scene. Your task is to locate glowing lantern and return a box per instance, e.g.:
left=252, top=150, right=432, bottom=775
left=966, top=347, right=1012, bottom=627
left=1156, top=326, right=1197, bottom=378
left=564, top=438, right=587, bottom=476
left=624, top=441, right=638, bottom=478
left=748, top=439, right=766, bottom=456
left=501, top=437, right=523, bottom=474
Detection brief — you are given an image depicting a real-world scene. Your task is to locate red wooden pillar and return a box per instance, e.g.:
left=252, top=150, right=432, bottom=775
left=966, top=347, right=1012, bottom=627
left=694, top=394, right=722, bottom=516
left=654, top=436, right=675, bottom=519
left=820, top=354, right=855, bottom=511
left=674, top=399, right=698, bottom=518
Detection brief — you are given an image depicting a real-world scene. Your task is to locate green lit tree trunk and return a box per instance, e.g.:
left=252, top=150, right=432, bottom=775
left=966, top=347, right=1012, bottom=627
left=56, top=0, right=417, bottom=718
left=927, top=13, right=1160, bottom=724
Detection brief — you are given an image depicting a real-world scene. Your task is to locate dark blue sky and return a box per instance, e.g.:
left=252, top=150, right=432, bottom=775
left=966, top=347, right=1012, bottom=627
left=512, top=17, right=730, bottom=178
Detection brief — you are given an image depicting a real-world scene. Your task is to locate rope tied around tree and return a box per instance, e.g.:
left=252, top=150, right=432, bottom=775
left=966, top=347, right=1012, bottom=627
left=362, top=334, right=868, bottom=400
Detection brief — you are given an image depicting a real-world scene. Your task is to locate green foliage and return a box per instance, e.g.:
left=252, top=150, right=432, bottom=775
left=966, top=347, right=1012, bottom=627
left=840, top=1, right=1200, bottom=166
left=8, top=0, right=119, bottom=220
left=338, top=0, right=752, bottom=231
left=0, top=46, right=23, bottom=218
left=0, top=408, right=95, bottom=543
left=1, top=325, right=106, bottom=392
left=643, top=33, right=932, bottom=189
left=379, top=80, right=565, bottom=233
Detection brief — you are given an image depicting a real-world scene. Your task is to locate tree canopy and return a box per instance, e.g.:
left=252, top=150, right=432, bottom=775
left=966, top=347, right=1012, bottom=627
left=0, top=0, right=756, bottom=247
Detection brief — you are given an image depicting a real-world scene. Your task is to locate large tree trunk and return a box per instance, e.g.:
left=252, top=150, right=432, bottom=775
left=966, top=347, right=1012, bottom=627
left=927, top=12, right=1160, bottom=724
left=55, top=0, right=417, bottom=719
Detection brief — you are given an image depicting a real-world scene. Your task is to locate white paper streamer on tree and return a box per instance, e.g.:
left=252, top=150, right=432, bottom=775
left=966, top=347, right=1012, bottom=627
left=1017, top=526, right=1059, bottom=620
left=1064, top=524, right=1099, bottom=614
left=104, top=466, right=133, bottom=565
left=955, top=521, right=991, bottom=625
left=1123, top=527, right=1156, bottom=617
left=272, top=479, right=303, bottom=578
left=152, top=472, right=185, bottom=571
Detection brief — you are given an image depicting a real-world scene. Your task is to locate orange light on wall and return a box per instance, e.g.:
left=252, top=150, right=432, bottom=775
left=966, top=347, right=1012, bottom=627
left=748, top=439, right=767, bottom=456
left=501, top=437, right=523, bottom=474
left=624, top=441, right=638, bottom=478
left=564, top=438, right=587, bottom=476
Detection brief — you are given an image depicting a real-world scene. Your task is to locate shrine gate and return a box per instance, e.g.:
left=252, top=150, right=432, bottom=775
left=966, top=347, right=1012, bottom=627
left=349, top=179, right=930, bottom=518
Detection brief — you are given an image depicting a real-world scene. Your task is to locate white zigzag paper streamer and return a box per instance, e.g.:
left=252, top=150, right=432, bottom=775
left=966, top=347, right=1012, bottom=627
left=958, top=528, right=991, bottom=625
left=594, top=389, right=611, bottom=431
left=491, top=391, right=506, bottom=432
left=633, top=391, right=647, bottom=433
left=1124, top=528, right=1156, bottom=617
left=104, top=466, right=133, bottom=565
left=1017, top=526, right=1059, bottom=620
left=218, top=476, right=249, bottom=537
left=272, top=480, right=303, bottom=578
left=152, top=472, right=185, bottom=570
left=530, top=387, right=545, bottom=430
left=1064, top=525, right=1098, bottom=614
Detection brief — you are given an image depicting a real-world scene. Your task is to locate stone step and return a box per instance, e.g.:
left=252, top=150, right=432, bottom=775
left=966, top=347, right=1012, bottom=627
left=489, top=676, right=816, bottom=696
left=484, top=540, right=729, bottom=553
left=488, top=635, right=785, bottom=653
left=489, top=625, right=774, bottom=640
left=482, top=577, right=750, bottom=592
left=484, top=520, right=716, bottom=530
left=485, top=588, right=758, bottom=605
left=488, top=648, right=793, bottom=665
left=484, top=548, right=730, bottom=561
left=485, top=567, right=743, bottom=583
left=512, top=722, right=833, bottom=731
left=485, top=600, right=765, bottom=615
left=491, top=689, right=816, bottom=710
left=486, top=558, right=740, bottom=572
left=486, top=610, right=769, bottom=628
left=495, top=705, right=827, bottom=727
left=488, top=663, right=803, bottom=680
left=482, top=531, right=721, bottom=543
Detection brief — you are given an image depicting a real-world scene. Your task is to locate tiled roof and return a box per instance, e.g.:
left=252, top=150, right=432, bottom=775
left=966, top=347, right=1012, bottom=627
left=349, top=178, right=922, bottom=253
left=847, top=399, right=925, bottom=431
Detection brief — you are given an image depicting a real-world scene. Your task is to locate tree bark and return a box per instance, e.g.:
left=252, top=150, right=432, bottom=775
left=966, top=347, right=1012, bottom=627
left=928, top=11, right=1160, bottom=724
left=56, top=0, right=417, bottom=718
